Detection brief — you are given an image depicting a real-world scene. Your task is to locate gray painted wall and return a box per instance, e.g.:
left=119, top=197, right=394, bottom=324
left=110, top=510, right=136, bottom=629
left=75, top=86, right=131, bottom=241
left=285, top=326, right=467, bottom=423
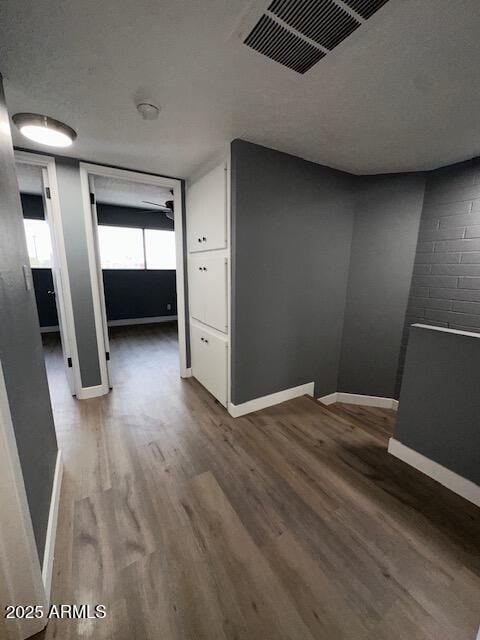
left=339, top=174, right=426, bottom=399
left=398, top=159, right=480, bottom=392
left=55, top=158, right=102, bottom=388
left=0, top=78, right=58, bottom=563
left=395, top=325, right=480, bottom=484
left=231, top=139, right=355, bottom=404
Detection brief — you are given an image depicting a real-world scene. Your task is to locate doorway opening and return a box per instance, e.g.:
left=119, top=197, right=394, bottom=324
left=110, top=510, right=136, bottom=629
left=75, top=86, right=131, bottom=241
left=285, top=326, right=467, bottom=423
left=14, top=153, right=79, bottom=402
left=79, top=164, right=188, bottom=389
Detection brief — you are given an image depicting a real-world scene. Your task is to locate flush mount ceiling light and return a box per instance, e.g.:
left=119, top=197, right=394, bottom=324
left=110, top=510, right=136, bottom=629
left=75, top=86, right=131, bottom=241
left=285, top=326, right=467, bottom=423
left=136, top=102, right=160, bottom=121
left=12, top=113, right=77, bottom=147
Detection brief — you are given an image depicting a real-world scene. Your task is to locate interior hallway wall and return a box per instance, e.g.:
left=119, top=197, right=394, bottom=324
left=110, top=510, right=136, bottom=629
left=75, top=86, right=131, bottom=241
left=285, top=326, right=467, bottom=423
left=397, top=158, right=480, bottom=394
left=231, top=139, right=355, bottom=404
left=21, top=195, right=177, bottom=327
left=339, top=174, right=426, bottom=399
left=0, top=77, right=58, bottom=563
left=55, top=158, right=102, bottom=388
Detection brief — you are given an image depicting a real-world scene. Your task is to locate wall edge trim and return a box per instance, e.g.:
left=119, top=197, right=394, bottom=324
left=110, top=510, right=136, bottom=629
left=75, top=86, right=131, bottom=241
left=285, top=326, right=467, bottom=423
left=228, top=382, right=314, bottom=418
left=318, top=392, right=398, bottom=410
left=107, top=315, right=178, bottom=327
left=388, top=437, right=480, bottom=508
left=317, top=392, right=338, bottom=405
left=42, top=449, right=63, bottom=605
left=76, top=383, right=109, bottom=400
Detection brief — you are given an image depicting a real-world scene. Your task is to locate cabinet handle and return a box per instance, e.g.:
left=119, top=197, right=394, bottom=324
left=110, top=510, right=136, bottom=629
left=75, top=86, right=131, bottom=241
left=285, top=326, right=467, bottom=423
left=201, top=337, right=204, bottom=342
left=198, top=238, right=202, bottom=242
left=203, top=267, right=207, bottom=271
left=202, top=236, right=206, bottom=242
left=198, top=266, right=202, bottom=271
left=204, top=339, right=209, bottom=344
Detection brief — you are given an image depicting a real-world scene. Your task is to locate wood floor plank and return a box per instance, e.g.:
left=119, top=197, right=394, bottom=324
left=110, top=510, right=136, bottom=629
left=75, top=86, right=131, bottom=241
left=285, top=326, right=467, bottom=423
left=187, top=470, right=316, bottom=640
left=261, top=528, right=371, bottom=639
left=34, top=324, right=480, bottom=640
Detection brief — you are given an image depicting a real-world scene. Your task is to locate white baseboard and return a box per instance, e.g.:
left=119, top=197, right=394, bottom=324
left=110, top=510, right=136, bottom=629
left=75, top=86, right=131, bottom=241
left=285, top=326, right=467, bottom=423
left=107, top=315, right=177, bottom=327
left=318, top=391, right=398, bottom=410
left=40, top=325, right=60, bottom=333
left=317, top=392, right=338, bottom=405
left=228, top=382, right=314, bottom=418
left=76, top=383, right=109, bottom=400
left=388, top=438, right=480, bottom=508
left=42, top=450, right=63, bottom=604
left=181, top=367, right=192, bottom=378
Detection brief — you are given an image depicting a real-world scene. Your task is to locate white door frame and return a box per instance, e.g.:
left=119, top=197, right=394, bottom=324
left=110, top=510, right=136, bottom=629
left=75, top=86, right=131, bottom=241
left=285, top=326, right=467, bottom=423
left=87, top=174, right=111, bottom=389
left=78, top=162, right=189, bottom=381
left=14, top=150, right=81, bottom=397
left=0, top=360, right=47, bottom=640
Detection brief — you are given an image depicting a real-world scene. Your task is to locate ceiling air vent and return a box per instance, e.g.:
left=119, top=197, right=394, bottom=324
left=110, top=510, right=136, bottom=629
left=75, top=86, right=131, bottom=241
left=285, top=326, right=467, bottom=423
left=268, top=0, right=360, bottom=51
left=244, top=14, right=326, bottom=74
left=342, top=0, right=389, bottom=20
left=243, top=0, right=391, bottom=74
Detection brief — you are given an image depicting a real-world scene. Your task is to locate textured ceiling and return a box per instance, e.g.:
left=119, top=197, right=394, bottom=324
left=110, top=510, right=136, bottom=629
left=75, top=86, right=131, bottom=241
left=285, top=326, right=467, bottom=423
left=1, top=0, right=479, bottom=178
left=15, top=162, right=43, bottom=194
left=94, top=176, right=171, bottom=208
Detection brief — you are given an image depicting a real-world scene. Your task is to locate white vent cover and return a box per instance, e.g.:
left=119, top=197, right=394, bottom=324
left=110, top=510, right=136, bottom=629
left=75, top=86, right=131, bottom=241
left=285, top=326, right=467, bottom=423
left=342, top=0, right=390, bottom=20
left=243, top=0, right=391, bottom=74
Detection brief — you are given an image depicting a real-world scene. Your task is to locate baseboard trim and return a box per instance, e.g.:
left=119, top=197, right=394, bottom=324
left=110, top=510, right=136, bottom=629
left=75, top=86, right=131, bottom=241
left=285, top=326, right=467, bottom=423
left=76, top=383, right=109, bottom=400
left=182, top=367, right=192, bottom=378
left=42, top=450, right=63, bottom=604
left=318, top=392, right=398, bottom=410
left=107, top=315, right=177, bottom=327
left=388, top=438, right=480, bottom=508
left=317, top=392, right=338, bottom=405
left=40, top=325, right=60, bottom=333
left=228, top=382, right=314, bottom=418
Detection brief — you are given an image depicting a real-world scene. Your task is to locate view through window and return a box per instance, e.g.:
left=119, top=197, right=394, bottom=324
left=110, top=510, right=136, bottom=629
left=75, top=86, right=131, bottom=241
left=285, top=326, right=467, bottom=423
left=24, top=219, right=53, bottom=268
left=98, top=225, right=176, bottom=270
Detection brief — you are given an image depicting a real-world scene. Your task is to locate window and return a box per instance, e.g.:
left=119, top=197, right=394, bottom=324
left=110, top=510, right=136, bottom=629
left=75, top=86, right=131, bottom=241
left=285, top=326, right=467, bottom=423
left=23, top=219, right=53, bottom=268
left=98, top=226, right=145, bottom=269
left=97, top=225, right=176, bottom=270
left=145, top=229, right=176, bottom=270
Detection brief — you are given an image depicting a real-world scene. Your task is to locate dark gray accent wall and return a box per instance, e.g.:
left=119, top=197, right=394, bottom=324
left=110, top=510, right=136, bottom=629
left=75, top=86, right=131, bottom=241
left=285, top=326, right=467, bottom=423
left=231, top=139, right=355, bottom=404
left=21, top=195, right=177, bottom=327
left=339, top=174, right=426, bottom=399
left=97, top=203, right=174, bottom=230
left=20, top=193, right=44, bottom=219
left=395, top=325, right=480, bottom=484
left=0, top=78, right=58, bottom=563
left=398, top=159, right=480, bottom=392
left=32, top=269, right=58, bottom=326
left=103, top=270, right=176, bottom=320
left=55, top=159, right=102, bottom=388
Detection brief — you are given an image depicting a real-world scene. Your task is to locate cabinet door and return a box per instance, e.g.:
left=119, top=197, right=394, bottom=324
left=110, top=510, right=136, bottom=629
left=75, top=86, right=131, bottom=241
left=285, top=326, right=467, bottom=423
left=191, top=323, right=206, bottom=383
left=188, top=255, right=205, bottom=323
left=191, top=324, right=228, bottom=407
left=187, top=163, right=227, bottom=253
left=203, top=255, right=228, bottom=333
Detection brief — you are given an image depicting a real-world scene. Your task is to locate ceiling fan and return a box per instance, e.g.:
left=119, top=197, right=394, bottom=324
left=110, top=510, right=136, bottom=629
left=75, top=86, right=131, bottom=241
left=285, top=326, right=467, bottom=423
left=141, top=193, right=174, bottom=220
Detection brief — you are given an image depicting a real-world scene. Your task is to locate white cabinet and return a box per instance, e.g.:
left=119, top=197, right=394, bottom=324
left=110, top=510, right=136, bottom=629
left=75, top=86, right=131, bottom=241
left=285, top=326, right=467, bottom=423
left=191, top=323, right=228, bottom=406
left=187, top=163, right=227, bottom=253
left=188, top=253, right=228, bottom=333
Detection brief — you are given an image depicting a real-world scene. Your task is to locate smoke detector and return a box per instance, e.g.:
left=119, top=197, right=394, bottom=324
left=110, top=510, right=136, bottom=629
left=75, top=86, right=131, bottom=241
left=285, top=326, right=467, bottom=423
left=136, top=102, right=160, bottom=121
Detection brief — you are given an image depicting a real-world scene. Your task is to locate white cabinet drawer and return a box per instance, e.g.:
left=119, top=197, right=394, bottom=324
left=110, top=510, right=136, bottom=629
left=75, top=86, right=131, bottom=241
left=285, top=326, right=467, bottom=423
left=187, top=163, right=227, bottom=253
left=188, top=254, right=228, bottom=333
left=191, top=324, right=228, bottom=407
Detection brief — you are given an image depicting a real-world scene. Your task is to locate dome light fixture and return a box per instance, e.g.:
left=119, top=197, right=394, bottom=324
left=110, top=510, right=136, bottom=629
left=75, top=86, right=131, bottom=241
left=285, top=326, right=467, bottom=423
left=12, top=113, right=77, bottom=147
left=136, top=102, right=160, bottom=121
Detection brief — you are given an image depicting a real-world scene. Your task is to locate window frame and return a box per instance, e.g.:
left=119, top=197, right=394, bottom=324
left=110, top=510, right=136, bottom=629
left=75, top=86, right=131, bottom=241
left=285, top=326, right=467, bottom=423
left=23, top=217, right=54, bottom=269
left=97, top=223, right=176, bottom=271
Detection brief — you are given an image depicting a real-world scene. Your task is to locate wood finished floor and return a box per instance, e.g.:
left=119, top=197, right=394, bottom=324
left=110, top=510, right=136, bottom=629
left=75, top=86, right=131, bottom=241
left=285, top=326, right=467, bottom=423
left=37, top=323, right=480, bottom=640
